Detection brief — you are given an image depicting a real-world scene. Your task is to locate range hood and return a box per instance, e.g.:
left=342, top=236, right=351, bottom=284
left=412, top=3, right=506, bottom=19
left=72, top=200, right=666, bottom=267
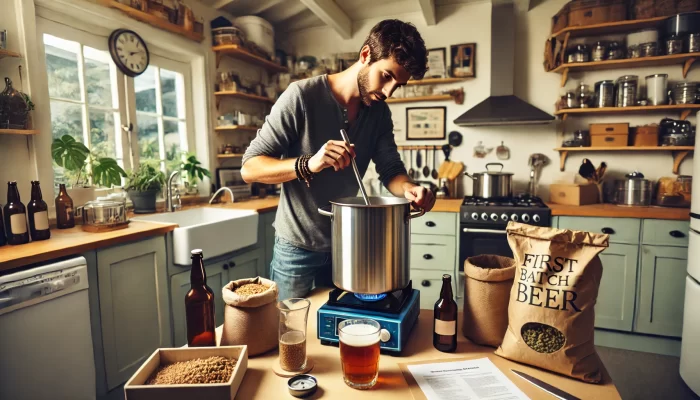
left=454, top=2, right=554, bottom=127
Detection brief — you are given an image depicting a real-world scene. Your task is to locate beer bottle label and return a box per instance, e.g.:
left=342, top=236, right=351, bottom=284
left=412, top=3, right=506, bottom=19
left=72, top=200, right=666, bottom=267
left=34, top=211, right=49, bottom=230
left=434, top=318, right=456, bottom=336
left=10, top=213, right=28, bottom=234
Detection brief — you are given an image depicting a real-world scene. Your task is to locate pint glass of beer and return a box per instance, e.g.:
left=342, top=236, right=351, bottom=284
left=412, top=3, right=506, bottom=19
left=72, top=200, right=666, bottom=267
left=338, top=319, right=381, bottom=389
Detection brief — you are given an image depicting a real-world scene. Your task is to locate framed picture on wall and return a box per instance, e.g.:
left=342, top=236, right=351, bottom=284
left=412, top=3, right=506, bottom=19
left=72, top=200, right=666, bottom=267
left=426, top=48, right=447, bottom=79
left=450, top=43, right=476, bottom=78
left=406, top=107, right=446, bottom=141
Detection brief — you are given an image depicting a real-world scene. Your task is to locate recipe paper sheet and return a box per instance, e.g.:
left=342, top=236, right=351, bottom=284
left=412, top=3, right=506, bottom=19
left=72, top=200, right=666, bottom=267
left=402, top=358, right=530, bottom=400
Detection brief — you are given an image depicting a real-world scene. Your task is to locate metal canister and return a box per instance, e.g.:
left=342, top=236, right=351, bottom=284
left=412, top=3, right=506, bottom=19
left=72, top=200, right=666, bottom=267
left=607, top=41, right=625, bottom=59
left=672, top=82, right=699, bottom=104
left=640, top=42, right=658, bottom=57
left=594, top=80, right=615, bottom=107
left=592, top=41, right=607, bottom=61
left=666, top=35, right=684, bottom=55
left=573, top=44, right=590, bottom=62
left=616, top=75, right=639, bottom=107
left=566, top=91, right=579, bottom=108
left=627, top=44, right=641, bottom=58
left=645, top=74, right=668, bottom=105
left=689, top=33, right=700, bottom=52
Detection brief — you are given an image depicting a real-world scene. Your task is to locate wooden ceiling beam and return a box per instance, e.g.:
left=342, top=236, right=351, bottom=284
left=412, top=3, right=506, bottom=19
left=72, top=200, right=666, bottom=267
left=417, top=0, right=436, bottom=25
left=298, top=0, right=352, bottom=39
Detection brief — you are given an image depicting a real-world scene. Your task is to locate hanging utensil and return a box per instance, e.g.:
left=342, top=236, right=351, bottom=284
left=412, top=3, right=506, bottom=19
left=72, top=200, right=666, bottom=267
left=496, top=141, right=511, bottom=160
left=340, top=129, right=370, bottom=205
left=416, top=147, right=422, bottom=169
left=527, top=153, right=549, bottom=196
left=431, top=147, right=438, bottom=179
left=422, top=149, right=430, bottom=177
left=442, top=144, right=452, bottom=161
left=408, top=148, right=415, bottom=178
left=596, top=162, right=607, bottom=182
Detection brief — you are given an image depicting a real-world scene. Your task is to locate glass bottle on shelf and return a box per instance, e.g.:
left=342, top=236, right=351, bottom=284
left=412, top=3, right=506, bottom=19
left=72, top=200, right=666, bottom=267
left=27, top=181, right=50, bottom=241
left=1, top=78, right=28, bottom=129
left=185, top=249, right=216, bottom=347
left=55, top=184, right=75, bottom=229
left=433, top=274, right=458, bottom=352
left=4, top=181, right=29, bottom=245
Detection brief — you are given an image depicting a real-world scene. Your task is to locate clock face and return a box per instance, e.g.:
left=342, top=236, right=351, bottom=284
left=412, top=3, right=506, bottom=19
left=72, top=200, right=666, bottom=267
left=109, top=29, right=149, bottom=77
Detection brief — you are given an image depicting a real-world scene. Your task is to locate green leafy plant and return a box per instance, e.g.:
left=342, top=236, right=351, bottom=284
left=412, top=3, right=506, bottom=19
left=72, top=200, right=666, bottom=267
left=125, top=163, right=166, bottom=192
left=22, top=93, right=35, bottom=111
left=181, top=153, right=211, bottom=185
left=51, top=135, right=126, bottom=188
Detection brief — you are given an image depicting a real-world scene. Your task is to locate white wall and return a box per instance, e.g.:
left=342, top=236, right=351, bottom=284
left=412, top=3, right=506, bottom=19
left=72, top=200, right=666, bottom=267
left=279, top=0, right=696, bottom=199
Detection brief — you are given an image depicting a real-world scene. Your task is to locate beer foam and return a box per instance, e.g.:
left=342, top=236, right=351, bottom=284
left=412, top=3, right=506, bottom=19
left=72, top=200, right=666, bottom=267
left=339, top=324, right=380, bottom=347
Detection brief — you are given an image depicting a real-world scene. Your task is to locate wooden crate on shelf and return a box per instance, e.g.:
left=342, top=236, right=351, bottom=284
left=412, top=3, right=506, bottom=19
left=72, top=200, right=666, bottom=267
left=568, top=0, right=627, bottom=27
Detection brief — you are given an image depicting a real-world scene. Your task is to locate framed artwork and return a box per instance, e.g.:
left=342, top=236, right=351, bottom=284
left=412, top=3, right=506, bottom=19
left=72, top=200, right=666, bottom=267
left=426, top=48, right=447, bottom=79
left=450, top=43, right=476, bottom=78
left=406, top=107, right=446, bottom=141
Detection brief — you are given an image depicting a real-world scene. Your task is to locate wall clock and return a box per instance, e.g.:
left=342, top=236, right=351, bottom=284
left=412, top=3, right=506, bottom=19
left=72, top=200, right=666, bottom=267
left=108, top=29, right=149, bottom=77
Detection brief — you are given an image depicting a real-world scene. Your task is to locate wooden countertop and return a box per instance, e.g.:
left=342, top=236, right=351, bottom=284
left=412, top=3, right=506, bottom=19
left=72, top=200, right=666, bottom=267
left=218, top=289, right=621, bottom=400
left=0, top=220, right=177, bottom=272
left=548, top=203, right=691, bottom=220
left=432, top=198, right=462, bottom=213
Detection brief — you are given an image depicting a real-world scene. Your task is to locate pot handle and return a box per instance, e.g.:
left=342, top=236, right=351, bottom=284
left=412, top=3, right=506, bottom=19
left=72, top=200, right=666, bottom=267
left=318, top=206, right=333, bottom=218
left=407, top=207, right=426, bottom=222
left=486, top=162, right=504, bottom=172
left=464, top=171, right=475, bottom=179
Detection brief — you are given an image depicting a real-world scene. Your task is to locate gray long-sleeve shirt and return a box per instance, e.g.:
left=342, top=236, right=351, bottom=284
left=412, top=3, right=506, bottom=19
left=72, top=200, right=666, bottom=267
left=242, top=75, right=406, bottom=252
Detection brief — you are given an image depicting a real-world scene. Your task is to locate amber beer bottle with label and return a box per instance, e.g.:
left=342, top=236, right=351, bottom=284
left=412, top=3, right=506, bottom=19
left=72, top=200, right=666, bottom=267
left=28, top=181, right=50, bottom=241
left=55, top=184, right=75, bottom=229
left=4, top=181, right=29, bottom=245
left=185, top=249, right=216, bottom=347
left=433, top=274, right=458, bottom=352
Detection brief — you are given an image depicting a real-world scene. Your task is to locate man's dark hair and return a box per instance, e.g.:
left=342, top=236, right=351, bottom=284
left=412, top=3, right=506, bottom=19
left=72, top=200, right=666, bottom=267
left=361, top=19, right=428, bottom=80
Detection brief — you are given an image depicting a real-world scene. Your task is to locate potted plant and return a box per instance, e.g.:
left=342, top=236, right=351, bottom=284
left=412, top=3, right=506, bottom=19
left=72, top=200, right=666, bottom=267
left=51, top=135, right=126, bottom=206
left=125, top=163, right=165, bottom=213
left=180, top=152, right=211, bottom=195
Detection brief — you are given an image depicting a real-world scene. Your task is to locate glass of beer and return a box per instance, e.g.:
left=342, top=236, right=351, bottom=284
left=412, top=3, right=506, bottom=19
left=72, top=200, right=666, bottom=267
left=338, top=319, right=381, bottom=389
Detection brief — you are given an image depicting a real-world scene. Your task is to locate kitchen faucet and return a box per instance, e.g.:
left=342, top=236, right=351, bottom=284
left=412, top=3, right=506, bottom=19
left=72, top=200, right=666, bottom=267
left=209, top=187, right=235, bottom=204
left=165, top=171, right=181, bottom=212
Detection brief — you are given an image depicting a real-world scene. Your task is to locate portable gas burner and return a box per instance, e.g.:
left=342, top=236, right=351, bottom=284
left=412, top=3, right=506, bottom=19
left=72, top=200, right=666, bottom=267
left=317, top=281, right=420, bottom=353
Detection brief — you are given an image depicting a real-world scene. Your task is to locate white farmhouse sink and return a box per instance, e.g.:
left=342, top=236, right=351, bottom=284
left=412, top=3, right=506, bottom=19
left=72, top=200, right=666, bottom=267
left=133, top=207, right=259, bottom=265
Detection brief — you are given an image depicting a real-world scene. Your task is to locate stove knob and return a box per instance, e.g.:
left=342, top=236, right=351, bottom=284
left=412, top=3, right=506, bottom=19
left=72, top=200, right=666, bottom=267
left=471, top=212, right=479, bottom=220
left=481, top=212, right=489, bottom=221
left=521, top=213, right=531, bottom=223
left=533, top=214, right=541, bottom=223
left=501, top=214, right=509, bottom=222
left=380, top=329, right=391, bottom=343
left=510, top=214, right=519, bottom=222
left=490, top=213, right=499, bottom=221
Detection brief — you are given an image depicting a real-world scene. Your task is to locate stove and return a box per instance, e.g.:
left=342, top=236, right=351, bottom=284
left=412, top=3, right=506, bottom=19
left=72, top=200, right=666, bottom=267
left=459, top=195, right=552, bottom=268
left=317, top=282, right=420, bottom=353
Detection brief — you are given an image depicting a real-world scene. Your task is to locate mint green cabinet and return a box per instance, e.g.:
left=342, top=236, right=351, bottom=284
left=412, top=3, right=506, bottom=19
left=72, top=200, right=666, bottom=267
left=635, top=245, right=688, bottom=337
left=596, top=243, right=639, bottom=331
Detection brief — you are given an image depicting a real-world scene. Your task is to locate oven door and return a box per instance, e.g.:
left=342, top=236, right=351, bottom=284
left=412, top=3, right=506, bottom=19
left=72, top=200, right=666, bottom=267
left=459, top=226, right=513, bottom=271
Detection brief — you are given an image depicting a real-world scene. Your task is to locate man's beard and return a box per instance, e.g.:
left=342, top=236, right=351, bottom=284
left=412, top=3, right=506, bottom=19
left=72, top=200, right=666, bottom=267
left=357, top=65, right=384, bottom=106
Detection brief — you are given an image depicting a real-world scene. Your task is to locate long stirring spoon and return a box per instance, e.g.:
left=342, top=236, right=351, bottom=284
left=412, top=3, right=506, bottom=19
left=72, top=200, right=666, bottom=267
left=340, top=129, right=370, bottom=205
left=408, top=148, right=415, bottom=178
left=431, top=147, right=438, bottom=179
left=422, top=148, right=430, bottom=177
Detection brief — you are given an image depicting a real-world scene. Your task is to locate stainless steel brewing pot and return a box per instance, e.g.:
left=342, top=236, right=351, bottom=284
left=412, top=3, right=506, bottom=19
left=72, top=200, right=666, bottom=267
left=318, top=196, right=425, bottom=294
left=464, top=163, right=514, bottom=198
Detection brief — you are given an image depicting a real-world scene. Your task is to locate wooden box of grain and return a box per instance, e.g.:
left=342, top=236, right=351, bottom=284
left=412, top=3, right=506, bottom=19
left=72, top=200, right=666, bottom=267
left=124, top=346, right=248, bottom=400
left=590, top=123, right=629, bottom=147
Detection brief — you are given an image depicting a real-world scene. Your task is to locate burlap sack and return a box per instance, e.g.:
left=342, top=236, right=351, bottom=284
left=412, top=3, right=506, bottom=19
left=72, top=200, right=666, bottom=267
left=495, top=222, right=609, bottom=383
left=462, top=255, right=516, bottom=347
left=221, top=277, right=278, bottom=356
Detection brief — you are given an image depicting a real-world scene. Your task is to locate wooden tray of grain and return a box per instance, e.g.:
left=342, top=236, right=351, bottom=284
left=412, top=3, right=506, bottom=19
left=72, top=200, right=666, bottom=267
left=124, top=345, right=248, bottom=400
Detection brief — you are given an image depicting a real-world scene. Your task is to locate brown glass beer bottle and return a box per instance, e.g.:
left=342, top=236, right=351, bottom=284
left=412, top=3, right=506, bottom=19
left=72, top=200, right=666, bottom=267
left=28, top=181, right=50, bottom=241
left=4, top=181, right=29, bottom=245
left=55, top=184, right=75, bottom=229
left=185, top=249, right=216, bottom=347
left=433, top=274, right=458, bottom=352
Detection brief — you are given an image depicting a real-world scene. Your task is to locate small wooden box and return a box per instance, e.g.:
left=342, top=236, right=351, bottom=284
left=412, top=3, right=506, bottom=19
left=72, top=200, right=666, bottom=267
left=549, top=183, right=600, bottom=205
left=590, top=123, right=629, bottom=147
left=124, top=346, right=248, bottom=400
left=632, top=125, right=659, bottom=147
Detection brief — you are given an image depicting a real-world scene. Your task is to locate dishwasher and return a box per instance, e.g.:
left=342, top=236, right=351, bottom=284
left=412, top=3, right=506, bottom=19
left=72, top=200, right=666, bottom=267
left=0, top=256, right=96, bottom=400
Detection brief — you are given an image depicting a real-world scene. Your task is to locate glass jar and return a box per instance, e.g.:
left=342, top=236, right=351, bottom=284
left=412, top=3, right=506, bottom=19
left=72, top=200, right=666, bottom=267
left=592, top=41, right=607, bottom=61
left=573, top=130, right=590, bottom=147
left=627, top=44, right=641, bottom=58
left=607, top=41, right=625, bottom=60
left=577, top=82, right=592, bottom=108
left=689, top=33, right=700, bottom=53
left=640, top=42, right=658, bottom=57
left=572, top=44, right=590, bottom=63
left=0, top=78, right=28, bottom=129
left=565, top=90, right=579, bottom=108
left=666, top=35, right=684, bottom=55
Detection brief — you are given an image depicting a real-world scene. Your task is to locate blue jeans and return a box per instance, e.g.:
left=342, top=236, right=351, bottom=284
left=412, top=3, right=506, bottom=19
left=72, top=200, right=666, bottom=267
left=270, top=236, right=334, bottom=300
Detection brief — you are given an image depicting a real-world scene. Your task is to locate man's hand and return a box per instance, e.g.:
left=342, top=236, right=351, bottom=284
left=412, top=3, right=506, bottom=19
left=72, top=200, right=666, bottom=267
left=308, top=140, right=356, bottom=173
left=404, top=185, right=436, bottom=212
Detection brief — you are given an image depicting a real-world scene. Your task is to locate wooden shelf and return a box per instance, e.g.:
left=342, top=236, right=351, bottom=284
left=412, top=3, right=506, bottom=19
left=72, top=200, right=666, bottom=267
left=555, top=146, right=694, bottom=174
left=213, top=45, right=288, bottom=73
left=554, top=54, right=698, bottom=86
left=406, top=77, right=467, bottom=86
left=387, top=89, right=464, bottom=104
left=215, top=125, right=260, bottom=133
left=550, top=13, right=700, bottom=42
left=555, top=104, right=700, bottom=121
left=217, top=153, right=245, bottom=159
left=97, top=0, right=204, bottom=42
left=0, top=49, right=21, bottom=60
left=215, top=91, right=274, bottom=109
left=0, top=129, right=39, bottom=135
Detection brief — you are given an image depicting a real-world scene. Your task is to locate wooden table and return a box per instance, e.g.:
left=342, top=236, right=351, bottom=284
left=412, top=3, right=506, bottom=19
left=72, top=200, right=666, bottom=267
left=220, top=289, right=621, bottom=399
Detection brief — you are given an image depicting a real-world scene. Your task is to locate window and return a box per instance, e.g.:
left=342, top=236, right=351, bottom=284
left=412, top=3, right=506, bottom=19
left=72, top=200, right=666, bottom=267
left=41, top=26, right=192, bottom=188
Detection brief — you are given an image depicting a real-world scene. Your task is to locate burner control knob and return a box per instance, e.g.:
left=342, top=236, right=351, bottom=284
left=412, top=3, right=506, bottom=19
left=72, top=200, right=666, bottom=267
left=471, top=212, right=479, bottom=220
left=501, top=214, right=509, bottom=222
left=521, top=214, right=531, bottom=223
left=510, top=214, right=519, bottom=222
left=533, top=214, right=541, bottom=223
left=380, top=329, right=391, bottom=343
left=490, top=213, right=499, bottom=221
left=481, top=212, right=489, bottom=221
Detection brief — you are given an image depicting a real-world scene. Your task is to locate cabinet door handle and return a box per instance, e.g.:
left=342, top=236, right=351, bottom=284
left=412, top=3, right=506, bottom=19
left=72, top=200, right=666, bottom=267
left=601, top=227, right=615, bottom=234
left=223, top=263, right=229, bottom=270
left=425, top=221, right=436, bottom=227
left=421, top=280, right=431, bottom=287
left=669, top=230, right=686, bottom=238
left=423, top=254, right=433, bottom=260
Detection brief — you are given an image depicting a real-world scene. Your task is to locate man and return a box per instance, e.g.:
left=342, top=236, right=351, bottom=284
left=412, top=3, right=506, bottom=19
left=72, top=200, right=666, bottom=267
left=241, top=19, right=436, bottom=300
